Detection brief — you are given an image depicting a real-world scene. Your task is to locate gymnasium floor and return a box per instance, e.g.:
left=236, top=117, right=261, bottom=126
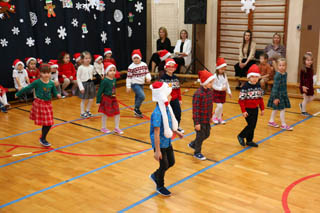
left=0, top=86, right=319, bottom=212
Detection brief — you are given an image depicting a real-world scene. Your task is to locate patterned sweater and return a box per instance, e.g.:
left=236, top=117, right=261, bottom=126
left=192, top=87, right=214, bottom=125
left=238, top=82, right=265, bottom=113
left=159, top=73, right=181, bottom=101
left=126, top=62, right=151, bottom=88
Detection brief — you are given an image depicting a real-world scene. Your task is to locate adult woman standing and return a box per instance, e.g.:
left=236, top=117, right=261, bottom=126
left=264, top=33, right=286, bottom=69
left=148, top=27, right=172, bottom=73
left=234, top=30, right=256, bottom=88
left=173, top=29, right=192, bottom=73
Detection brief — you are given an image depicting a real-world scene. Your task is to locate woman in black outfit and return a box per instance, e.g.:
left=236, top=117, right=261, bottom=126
left=148, top=27, right=172, bottom=72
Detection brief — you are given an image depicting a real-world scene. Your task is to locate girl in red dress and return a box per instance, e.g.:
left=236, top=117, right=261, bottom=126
left=58, top=52, right=78, bottom=96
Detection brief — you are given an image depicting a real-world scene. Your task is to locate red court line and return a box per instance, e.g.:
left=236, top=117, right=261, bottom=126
left=282, top=173, right=320, bottom=213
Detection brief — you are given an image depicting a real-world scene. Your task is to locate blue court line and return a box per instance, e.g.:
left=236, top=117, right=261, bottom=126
left=0, top=114, right=242, bottom=208
left=118, top=115, right=314, bottom=212
left=0, top=106, right=191, bottom=169
left=0, top=101, right=153, bottom=141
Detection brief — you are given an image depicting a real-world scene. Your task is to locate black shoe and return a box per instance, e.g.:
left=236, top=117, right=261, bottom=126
left=188, top=142, right=195, bottom=150
left=156, top=186, right=171, bottom=196
left=237, top=135, right=245, bottom=146
left=134, top=108, right=143, bottom=117
left=39, top=138, right=51, bottom=147
left=1, top=106, right=7, bottom=113
left=149, top=173, right=158, bottom=188
left=86, top=111, right=93, bottom=117
left=246, top=141, right=258, bottom=147
left=301, top=112, right=311, bottom=116
left=236, top=86, right=241, bottom=90
left=177, top=127, right=185, bottom=134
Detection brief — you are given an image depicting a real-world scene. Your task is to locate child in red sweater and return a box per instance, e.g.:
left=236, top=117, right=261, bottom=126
left=25, top=57, right=40, bottom=83
left=58, top=52, right=78, bottom=96
left=103, top=48, right=117, bottom=66
left=238, top=65, right=265, bottom=147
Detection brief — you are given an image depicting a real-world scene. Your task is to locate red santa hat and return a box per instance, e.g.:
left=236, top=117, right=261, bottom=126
left=12, top=59, right=24, bottom=69
left=247, top=64, right=261, bottom=78
left=25, top=57, right=37, bottom=66
left=73, top=53, right=81, bottom=62
left=48, top=60, right=59, bottom=69
left=94, top=54, right=103, bottom=63
left=198, top=70, right=215, bottom=86
left=37, top=58, right=43, bottom=64
left=158, top=50, right=171, bottom=61
left=150, top=81, right=178, bottom=138
left=164, top=58, right=178, bottom=69
left=104, top=62, right=116, bottom=75
left=104, top=48, right=112, bottom=56
left=216, top=57, right=227, bottom=70
left=131, top=49, right=142, bottom=60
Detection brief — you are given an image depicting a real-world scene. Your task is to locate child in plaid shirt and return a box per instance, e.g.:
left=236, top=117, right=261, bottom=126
left=188, top=70, right=215, bottom=160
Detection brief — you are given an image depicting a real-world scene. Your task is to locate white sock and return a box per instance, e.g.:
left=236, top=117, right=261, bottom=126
left=86, top=99, right=93, bottom=112
left=114, top=114, right=120, bottom=129
left=81, top=99, right=86, bottom=114
left=301, top=94, right=308, bottom=112
left=102, top=114, right=107, bottom=129
left=280, top=110, right=286, bottom=126
left=269, top=110, right=277, bottom=122
left=215, top=103, right=223, bottom=119
left=0, top=94, right=8, bottom=105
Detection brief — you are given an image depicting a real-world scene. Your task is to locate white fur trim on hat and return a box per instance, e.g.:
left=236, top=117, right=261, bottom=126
left=50, top=64, right=58, bottom=69
left=105, top=64, right=116, bottom=75
left=201, top=75, right=215, bottom=86
left=247, top=73, right=261, bottom=78
left=132, top=54, right=141, bottom=60
left=216, top=63, right=227, bottom=70
left=26, top=57, right=36, bottom=66
left=160, top=52, right=171, bottom=61
left=104, top=50, right=112, bottom=56
left=13, top=61, right=24, bottom=69
left=95, top=56, right=103, bottom=62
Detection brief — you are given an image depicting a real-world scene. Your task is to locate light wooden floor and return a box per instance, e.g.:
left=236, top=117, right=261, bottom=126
left=0, top=86, right=320, bottom=212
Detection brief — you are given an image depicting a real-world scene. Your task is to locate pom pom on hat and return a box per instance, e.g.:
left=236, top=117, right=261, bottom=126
left=247, top=64, right=261, bottom=78
left=216, top=57, right=227, bottom=70
left=94, top=54, right=103, bottom=63
left=131, top=49, right=142, bottom=60
left=12, top=59, right=24, bottom=69
left=104, top=48, right=112, bottom=56
left=158, top=50, right=171, bottom=61
left=73, top=53, right=81, bottom=62
left=198, top=70, right=215, bottom=86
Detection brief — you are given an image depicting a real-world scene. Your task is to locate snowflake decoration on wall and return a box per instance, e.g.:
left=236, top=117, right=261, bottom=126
left=26, top=37, right=35, bottom=47
left=241, top=0, right=255, bottom=14
left=57, top=26, right=67, bottom=40
left=0, top=38, right=8, bottom=47
left=114, top=9, right=123, bottom=22
left=135, top=1, right=143, bottom=13
left=45, top=37, right=51, bottom=45
left=12, top=27, right=20, bottom=35
left=71, top=18, right=78, bottom=27
left=75, top=2, right=82, bottom=10
left=29, top=12, right=38, bottom=27
left=101, top=31, right=107, bottom=43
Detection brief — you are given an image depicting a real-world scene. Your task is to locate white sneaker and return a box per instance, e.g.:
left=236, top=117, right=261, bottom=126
left=177, top=127, right=184, bottom=134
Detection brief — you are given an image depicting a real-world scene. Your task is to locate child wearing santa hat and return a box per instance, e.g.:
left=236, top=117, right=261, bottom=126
left=159, top=58, right=184, bottom=133
left=58, top=51, right=77, bottom=96
left=126, top=49, right=151, bottom=117
left=212, top=57, right=232, bottom=125
left=73, top=52, right=82, bottom=71
left=96, top=62, right=123, bottom=134
left=189, top=70, right=215, bottom=160
left=15, top=63, right=62, bottom=147
left=238, top=64, right=265, bottom=147
left=149, top=81, right=183, bottom=196
left=103, top=48, right=116, bottom=66
left=93, top=54, right=104, bottom=84
left=0, top=85, right=9, bottom=113
left=12, top=59, right=30, bottom=91
left=25, top=57, right=40, bottom=84
left=48, top=59, right=64, bottom=98
left=157, top=49, right=172, bottom=79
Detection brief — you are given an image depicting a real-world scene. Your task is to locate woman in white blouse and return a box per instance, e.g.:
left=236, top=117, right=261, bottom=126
left=173, top=29, right=192, bottom=73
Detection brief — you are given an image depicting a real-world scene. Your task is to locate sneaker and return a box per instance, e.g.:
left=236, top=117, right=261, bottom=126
left=86, top=111, right=93, bottom=117
left=213, top=118, right=219, bottom=124
left=188, top=142, right=195, bottom=150
left=237, top=135, right=245, bottom=147
left=61, top=95, right=66, bottom=99
left=268, top=122, right=280, bottom=128
left=301, top=112, right=311, bottom=116
left=219, top=119, right=226, bottom=124
left=114, top=128, right=124, bottom=135
left=0, top=106, right=7, bottom=113
left=156, top=186, right=171, bottom=196
left=149, top=173, right=158, bottom=188
left=39, top=138, right=51, bottom=147
left=246, top=141, right=258, bottom=147
left=177, top=127, right=185, bottom=134
left=134, top=108, right=143, bottom=118
left=281, top=125, right=293, bottom=131
left=299, top=103, right=303, bottom=113
left=80, top=113, right=88, bottom=118
left=194, top=153, right=206, bottom=160
left=101, top=128, right=111, bottom=134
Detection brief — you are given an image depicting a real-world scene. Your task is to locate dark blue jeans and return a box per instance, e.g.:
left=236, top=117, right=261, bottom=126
left=131, top=84, right=145, bottom=109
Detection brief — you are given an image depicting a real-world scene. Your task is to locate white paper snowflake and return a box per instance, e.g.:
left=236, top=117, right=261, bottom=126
left=26, top=37, right=35, bottom=47
left=0, top=38, right=8, bottom=47
left=101, top=31, right=107, bottom=43
left=88, top=0, right=100, bottom=9
left=135, top=1, right=143, bottom=13
left=12, top=27, right=20, bottom=35
left=110, top=0, right=115, bottom=3
left=114, top=9, right=123, bottom=22
left=128, top=26, right=132, bottom=38
left=75, top=2, right=82, bottom=10
left=241, top=0, right=255, bottom=14
left=71, top=18, right=78, bottom=27
left=57, top=26, right=67, bottom=40
left=45, top=37, right=51, bottom=45
left=83, top=3, right=90, bottom=12
left=29, top=12, right=38, bottom=27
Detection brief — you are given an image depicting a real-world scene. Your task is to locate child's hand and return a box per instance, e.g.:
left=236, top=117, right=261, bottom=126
left=195, top=124, right=201, bottom=131
left=18, top=87, right=22, bottom=91
left=243, top=112, right=248, bottom=118
left=57, top=94, right=62, bottom=99
left=179, top=101, right=182, bottom=105
left=229, top=93, right=232, bottom=98
left=126, top=88, right=131, bottom=93
left=62, top=75, right=66, bottom=78
left=80, top=89, right=85, bottom=94
left=273, top=99, right=280, bottom=105
left=70, top=76, right=73, bottom=80
left=222, top=86, right=227, bottom=91
left=261, top=110, right=264, bottom=116
left=154, top=151, right=162, bottom=161
left=302, top=86, right=309, bottom=93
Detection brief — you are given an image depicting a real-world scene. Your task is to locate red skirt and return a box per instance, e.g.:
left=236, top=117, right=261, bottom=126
left=0, top=85, right=8, bottom=96
left=98, top=95, right=120, bottom=117
left=213, top=90, right=226, bottom=103
left=30, top=98, right=54, bottom=126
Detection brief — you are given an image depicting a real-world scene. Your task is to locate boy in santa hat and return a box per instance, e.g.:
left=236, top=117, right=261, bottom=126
left=238, top=64, right=265, bottom=147
left=126, top=49, right=151, bottom=117
left=12, top=59, right=30, bottom=91
left=93, top=54, right=104, bottom=84
left=73, top=52, right=82, bottom=71
left=157, top=49, right=172, bottom=79
left=149, top=81, right=184, bottom=196
left=189, top=70, right=215, bottom=160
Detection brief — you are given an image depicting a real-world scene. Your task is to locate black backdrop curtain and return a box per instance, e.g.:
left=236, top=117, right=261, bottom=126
left=0, top=0, right=146, bottom=88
